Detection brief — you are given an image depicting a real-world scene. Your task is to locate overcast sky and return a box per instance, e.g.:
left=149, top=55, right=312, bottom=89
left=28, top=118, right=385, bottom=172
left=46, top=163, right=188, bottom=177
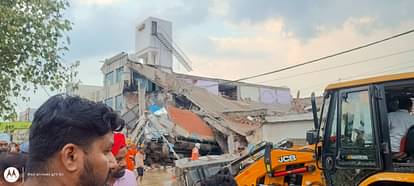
left=16, top=0, right=414, bottom=112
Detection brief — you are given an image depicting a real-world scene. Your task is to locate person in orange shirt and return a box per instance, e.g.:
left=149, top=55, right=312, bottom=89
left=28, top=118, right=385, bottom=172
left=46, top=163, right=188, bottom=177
left=191, top=143, right=200, bottom=160
left=125, top=143, right=137, bottom=171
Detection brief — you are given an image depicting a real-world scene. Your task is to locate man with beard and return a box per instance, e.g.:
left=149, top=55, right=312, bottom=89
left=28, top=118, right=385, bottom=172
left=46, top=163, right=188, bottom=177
left=106, top=133, right=137, bottom=186
left=23, top=94, right=124, bottom=186
left=0, top=134, right=11, bottom=153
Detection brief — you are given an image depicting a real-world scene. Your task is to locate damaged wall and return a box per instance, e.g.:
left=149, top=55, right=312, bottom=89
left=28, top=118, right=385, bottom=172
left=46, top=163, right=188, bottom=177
left=259, top=87, right=292, bottom=105
left=262, top=113, right=314, bottom=144
left=276, top=89, right=292, bottom=104
left=239, top=86, right=260, bottom=102
left=118, top=58, right=297, bottom=155
left=179, top=78, right=219, bottom=96
left=101, top=53, right=129, bottom=102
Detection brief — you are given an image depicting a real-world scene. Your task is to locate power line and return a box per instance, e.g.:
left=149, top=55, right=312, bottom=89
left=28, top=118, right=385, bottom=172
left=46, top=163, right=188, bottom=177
left=256, top=48, right=414, bottom=83
left=298, top=60, right=414, bottom=93
left=302, top=62, right=414, bottom=92
left=234, top=28, right=414, bottom=82
left=201, top=28, right=414, bottom=88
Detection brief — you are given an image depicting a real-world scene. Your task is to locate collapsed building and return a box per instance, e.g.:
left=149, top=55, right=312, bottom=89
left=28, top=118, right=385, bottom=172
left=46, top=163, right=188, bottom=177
left=68, top=17, right=294, bottom=164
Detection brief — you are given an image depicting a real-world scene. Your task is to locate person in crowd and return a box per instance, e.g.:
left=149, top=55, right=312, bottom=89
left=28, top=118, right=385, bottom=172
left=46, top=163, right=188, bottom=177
left=23, top=94, right=124, bottom=186
left=191, top=143, right=201, bottom=161
left=135, top=146, right=145, bottom=183
left=106, top=133, right=137, bottom=186
left=389, top=96, right=414, bottom=153
left=125, top=141, right=137, bottom=171
left=9, top=142, right=19, bottom=153
left=19, top=141, right=29, bottom=154
left=0, top=139, right=10, bottom=153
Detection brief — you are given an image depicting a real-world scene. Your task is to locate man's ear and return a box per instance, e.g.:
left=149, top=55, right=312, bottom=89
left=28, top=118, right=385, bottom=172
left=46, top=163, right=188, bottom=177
left=59, top=143, right=84, bottom=172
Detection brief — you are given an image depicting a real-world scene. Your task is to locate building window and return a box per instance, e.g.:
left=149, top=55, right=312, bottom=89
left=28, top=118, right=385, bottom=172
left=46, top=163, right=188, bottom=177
left=219, top=84, right=238, bottom=100
left=133, top=72, right=148, bottom=91
left=105, top=97, right=113, bottom=108
left=115, top=67, right=123, bottom=83
left=105, top=71, right=114, bottom=86
left=115, top=94, right=123, bottom=112
left=132, top=71, right=160, bottom=93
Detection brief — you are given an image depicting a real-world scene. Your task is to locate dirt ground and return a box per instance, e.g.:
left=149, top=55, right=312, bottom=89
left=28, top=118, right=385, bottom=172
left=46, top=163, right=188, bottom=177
left=139, top=167, right=177, bottom=186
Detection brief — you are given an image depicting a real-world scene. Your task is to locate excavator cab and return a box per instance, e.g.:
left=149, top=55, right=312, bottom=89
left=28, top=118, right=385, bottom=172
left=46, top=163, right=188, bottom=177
left=311, top=72, right=414, bottom=186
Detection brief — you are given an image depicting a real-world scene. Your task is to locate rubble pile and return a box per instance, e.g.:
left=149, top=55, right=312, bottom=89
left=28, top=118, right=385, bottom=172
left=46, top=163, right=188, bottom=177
left=121, top=61, right=291, bottom=165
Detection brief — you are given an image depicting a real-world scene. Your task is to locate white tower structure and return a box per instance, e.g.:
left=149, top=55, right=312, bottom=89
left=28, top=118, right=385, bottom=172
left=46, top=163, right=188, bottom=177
left=134, top=17, right=192, bottom=73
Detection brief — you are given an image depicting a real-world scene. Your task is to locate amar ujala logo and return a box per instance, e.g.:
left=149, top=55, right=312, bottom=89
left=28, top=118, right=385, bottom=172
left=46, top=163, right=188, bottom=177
left=3, top=167, right=19, bottom=183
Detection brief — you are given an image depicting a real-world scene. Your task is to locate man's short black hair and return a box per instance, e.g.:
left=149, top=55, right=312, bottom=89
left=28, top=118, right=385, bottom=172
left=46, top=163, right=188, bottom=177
left=27, top=94, right=124, bottom=172
left=398, top=96, right=413, bottom=110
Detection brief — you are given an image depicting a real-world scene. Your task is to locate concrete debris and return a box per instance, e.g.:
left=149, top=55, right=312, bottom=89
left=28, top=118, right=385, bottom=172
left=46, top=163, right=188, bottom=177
left=291, top=96, right=323, bottom=113
left=175, top=154, right=238, bottom=186
left=71, top=18, right=304, bottom=167
left=265, top=113, right=314, bottom=123
left=167, top=106, right=215, bottom=141
left=114, top=56, right=295, bottom=164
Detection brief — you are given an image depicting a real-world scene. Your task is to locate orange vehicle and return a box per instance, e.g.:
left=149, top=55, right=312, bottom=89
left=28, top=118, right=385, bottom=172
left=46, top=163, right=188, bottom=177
left=307, top=72, right=414, bottom=185
left=231, top=141, right=324, bottom=186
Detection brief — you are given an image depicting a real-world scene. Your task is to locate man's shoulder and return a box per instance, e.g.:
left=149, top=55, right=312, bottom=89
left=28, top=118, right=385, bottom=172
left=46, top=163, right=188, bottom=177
left=123, top=170, right=137, bottom=184
left=389, top=110, right=411, bottom=117
left=115, top=169, right=137, bottom=186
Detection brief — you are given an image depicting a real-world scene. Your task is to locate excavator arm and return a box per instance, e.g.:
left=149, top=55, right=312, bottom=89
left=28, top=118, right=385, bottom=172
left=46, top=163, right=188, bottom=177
left=233, top=142, right=324, bottom=186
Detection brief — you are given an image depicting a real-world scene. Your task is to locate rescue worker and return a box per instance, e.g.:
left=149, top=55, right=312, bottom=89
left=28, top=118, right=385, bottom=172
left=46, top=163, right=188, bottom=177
left=191, top=143, right=200, bottom=161
left=125, top=141, right=137, bottom=171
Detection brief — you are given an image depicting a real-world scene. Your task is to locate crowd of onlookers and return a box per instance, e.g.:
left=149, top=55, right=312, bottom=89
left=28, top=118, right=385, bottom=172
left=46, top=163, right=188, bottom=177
left=0, top=94, right=241, bottom=186
left=0, top=138, right=146, bottom=186
left=0, top=140, right=29, bottom=154
left=0, top=94, right=147, bottom=186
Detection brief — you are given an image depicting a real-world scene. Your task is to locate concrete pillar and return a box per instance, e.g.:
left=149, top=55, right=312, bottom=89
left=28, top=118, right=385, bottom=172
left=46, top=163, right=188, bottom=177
left=227, top=133, right=235, bottom=155
left=147, top=52, right=154, bottom=65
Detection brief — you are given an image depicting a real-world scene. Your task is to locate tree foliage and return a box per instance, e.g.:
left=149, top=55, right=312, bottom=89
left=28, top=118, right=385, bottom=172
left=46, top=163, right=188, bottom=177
left=0, top=0, right=75, bottom=120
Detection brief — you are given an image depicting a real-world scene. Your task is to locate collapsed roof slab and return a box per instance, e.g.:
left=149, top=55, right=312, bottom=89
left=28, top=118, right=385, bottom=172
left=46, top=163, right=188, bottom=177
left=127, top=59, right=287, bottom=114
left=167, top=106, right=215, bottom=141
left=126, top=57, right=283, bottom=137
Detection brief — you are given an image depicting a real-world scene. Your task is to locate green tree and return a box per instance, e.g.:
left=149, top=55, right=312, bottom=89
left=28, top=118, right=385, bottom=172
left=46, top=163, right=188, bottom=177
left=0, top=0, right=75, bottom=120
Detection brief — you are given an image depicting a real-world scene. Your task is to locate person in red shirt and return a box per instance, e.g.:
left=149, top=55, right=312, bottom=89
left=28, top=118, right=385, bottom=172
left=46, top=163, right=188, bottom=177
left=191, top=143, right=200, bottom=160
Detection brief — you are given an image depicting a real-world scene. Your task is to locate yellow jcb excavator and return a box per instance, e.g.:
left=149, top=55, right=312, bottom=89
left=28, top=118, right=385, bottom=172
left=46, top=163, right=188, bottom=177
left=230, top=140, right=324, bottom=186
